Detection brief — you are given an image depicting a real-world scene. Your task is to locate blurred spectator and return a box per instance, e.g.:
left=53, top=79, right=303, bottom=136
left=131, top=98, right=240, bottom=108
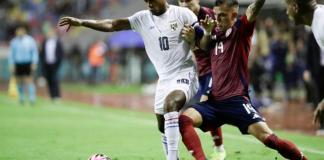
left=40, top=28, right=64, bottom=101
left=67, top=44, right=83, bottom=81
left=107, top=47, right=120, bottom=84
left=88, top=40, right=107, bottom=85
left=8, top=24, right=39, bottom=105
left=267, top=29, right=289, bottom=100
left=249, top=20, right=270, bottom=108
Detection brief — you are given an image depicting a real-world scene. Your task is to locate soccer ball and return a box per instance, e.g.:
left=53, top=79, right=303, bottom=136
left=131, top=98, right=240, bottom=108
left=88, top=154, right=111, bottom=160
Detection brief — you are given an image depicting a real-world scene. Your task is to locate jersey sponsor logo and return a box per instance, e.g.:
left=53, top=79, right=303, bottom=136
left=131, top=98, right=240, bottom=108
left=225, top=28, right=232, bottom=37
left=177, top=78, right=189, bottom=85
left=170, top=21, right=178, bottom=31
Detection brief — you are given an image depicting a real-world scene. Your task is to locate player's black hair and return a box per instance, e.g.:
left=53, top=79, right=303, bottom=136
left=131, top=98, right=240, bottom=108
left=292, top=0, right=317, bottom=14
left=214, top=0, right=239, bottom=8
left=15, top=22, right=30, bottom=33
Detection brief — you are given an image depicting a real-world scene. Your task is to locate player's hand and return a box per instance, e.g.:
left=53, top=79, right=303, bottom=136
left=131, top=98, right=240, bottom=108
left=314, top=100, right=324, bottom=124
left=303, top=70, right=311, bottom=82
left=181, top=24, right=195, bottom=44
left=200, top=15, right=216, bottom=34
left=58, top=16, right=82, bottom=32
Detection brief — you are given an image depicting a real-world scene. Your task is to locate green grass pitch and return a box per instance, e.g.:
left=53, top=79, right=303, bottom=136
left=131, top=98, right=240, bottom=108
left=0, top=92, right=323, bottom=160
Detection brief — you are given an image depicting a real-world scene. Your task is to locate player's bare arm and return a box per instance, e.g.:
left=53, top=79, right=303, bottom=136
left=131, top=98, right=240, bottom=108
left=199, top=15, right=216, bottom=50
left=58, top=16, right=131, bottom=32
left=314, top=99, right=324, bottom=124
left=246, top=0, right=266, bottom=22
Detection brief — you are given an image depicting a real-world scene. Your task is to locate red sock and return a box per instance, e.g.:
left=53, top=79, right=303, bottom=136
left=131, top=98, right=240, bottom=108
left=210, top=127, right=223, bottom=147
left=179, top=115, right=206, bottom=160
left=263, top=134, right=307, bottom=160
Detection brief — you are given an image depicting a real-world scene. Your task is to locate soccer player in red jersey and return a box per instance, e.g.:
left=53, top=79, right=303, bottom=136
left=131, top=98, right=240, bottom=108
left=178, top=0, right=225, bottom=159
left=179, top=0, right=308, bottom=160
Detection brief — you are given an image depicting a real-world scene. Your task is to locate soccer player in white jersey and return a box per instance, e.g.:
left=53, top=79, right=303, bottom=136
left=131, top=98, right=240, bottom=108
left=59, top=0, right=198, bottom=159
left=285, top=0, right=324, bottom=135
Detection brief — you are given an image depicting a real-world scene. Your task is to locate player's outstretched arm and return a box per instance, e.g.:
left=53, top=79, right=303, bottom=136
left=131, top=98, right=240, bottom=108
left=199, top=15, right=216, bottom=50
left=246, top=0, right=266, bottom=22
left=58, top=16, right=131, bottom=32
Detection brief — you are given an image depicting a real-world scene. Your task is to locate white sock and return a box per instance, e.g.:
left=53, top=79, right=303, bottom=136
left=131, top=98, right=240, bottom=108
left=214, top=144, right=225, bottom=152
left=161, top=133, right=168, bottom=158
left=164, top=111, right=180, bottom=160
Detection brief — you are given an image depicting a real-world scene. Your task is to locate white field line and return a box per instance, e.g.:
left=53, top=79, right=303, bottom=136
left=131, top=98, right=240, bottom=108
left=5, top=98, right=322, bottom=156
left=102, top=110, right=324, bottom=156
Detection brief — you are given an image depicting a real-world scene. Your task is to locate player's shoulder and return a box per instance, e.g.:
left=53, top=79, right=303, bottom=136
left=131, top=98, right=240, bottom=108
left=171, top=5, right=193, bottom=14
left=130, top=9, right=151, bottom=20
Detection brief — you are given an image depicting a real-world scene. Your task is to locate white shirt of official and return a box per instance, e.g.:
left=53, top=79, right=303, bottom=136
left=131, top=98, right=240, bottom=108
left=311, top=4, right=324, bottom=49
left=45, top=37, right=57, bottom=64
left=128, top=5, right=198, bottom=78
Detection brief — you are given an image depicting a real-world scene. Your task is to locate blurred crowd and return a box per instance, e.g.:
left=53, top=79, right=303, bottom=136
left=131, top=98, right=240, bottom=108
left=249, top=16, right=323, bottom=108
left=0, top=0, right=323, bottom=108
left=0, top=0, right=132, bottom=43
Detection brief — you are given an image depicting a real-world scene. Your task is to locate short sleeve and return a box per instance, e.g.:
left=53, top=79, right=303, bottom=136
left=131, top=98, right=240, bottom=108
left=238, top=15, right=256, bottom=37
left=128, top=11, right=146, bottom=33
left=180, top=7, right=198, bottom=26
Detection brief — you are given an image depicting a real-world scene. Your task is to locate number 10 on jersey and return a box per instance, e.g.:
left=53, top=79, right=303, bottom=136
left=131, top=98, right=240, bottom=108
left=159, top=37, right=169, bottom=51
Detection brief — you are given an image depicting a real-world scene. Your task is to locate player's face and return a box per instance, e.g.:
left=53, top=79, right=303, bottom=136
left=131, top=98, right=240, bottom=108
left=285, top=0, right=301, bottom=24
left=144, top=0, right=167, bottom=16
left=16, top=27, right=26, bottom=37
left=178, top=0, right=199, bottom=13
left=214, top=4, right=237, bottom=32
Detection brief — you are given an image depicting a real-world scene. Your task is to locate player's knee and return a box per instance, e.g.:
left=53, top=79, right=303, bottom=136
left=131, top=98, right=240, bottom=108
left=248, top=122, right=273, bottom=142
left=164, top=91, right=186, bottom=112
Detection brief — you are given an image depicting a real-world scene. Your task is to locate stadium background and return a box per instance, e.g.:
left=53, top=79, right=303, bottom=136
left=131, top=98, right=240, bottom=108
left=0, top=0, right=324, bottom=160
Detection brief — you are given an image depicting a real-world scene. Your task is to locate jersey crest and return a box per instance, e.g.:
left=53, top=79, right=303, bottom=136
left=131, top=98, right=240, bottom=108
left=170, top=21, right=178, bottom=31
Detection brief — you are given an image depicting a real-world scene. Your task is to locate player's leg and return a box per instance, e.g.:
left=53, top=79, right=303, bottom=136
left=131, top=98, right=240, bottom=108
left=14, top=64, right=26, bottom=105
left=198, top=73, right=226, bottom=160
left=248, top=122, right=308, bottom=160
left=221, top=96, right=307, bottom=160
left=163, top=90, right=186, bottom=160
left=209, top=127, right=226, bottom=160
left=179, top=107, right=206, bottom=160
left=16, top=76, right=25, bottom=105
left=156, top=114, right=168, bottom=158
left=24, top=75, right=36, bottom=105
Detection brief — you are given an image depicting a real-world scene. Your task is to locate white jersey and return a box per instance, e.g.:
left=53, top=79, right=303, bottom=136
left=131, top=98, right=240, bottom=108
left=128, top=5, right=198, bottom=78
left=311, top=4, right=324, bottom=48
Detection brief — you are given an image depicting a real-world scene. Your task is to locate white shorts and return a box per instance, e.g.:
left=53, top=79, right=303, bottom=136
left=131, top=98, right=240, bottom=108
left=154, top=67, right=199, bottom=115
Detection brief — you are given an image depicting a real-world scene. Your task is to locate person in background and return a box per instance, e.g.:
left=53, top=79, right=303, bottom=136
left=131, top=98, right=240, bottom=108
left=285, top=0, right=324, bottom=136
left=8, top=23, right=39, bottom=105
left=40, top=27, right=64, bottom=101
left=88, top=40, right=107, bottom=85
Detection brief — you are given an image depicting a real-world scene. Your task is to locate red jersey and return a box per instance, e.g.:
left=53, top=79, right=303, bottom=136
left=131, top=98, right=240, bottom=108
left=194, top=7, right=215, bottom=77
left=209, top=15, right=255, bottom=101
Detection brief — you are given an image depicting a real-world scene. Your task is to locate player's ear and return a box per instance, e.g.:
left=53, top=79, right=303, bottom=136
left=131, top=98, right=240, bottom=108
left=231, top=11, right=238, bottom=20
left=292, top=2, right=298, bottom=13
